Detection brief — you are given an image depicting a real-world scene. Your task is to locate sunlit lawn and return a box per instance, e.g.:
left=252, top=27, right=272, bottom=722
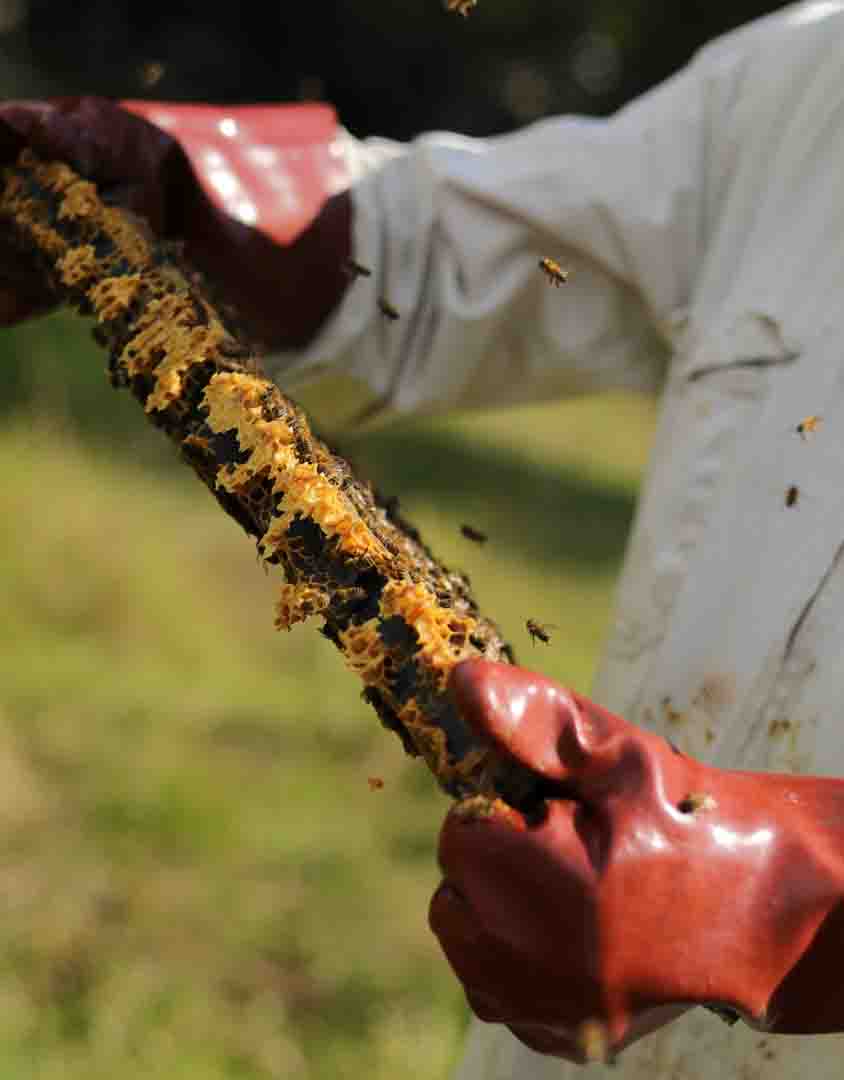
left=0, top=312, right=656, bottom=1078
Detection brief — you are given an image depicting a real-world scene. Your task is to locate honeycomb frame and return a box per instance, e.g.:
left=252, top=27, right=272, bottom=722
left=0, top=151, right=537, bottom=807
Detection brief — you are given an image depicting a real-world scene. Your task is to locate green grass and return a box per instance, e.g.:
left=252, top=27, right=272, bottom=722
left=0, top=311, right=656, bottom=1078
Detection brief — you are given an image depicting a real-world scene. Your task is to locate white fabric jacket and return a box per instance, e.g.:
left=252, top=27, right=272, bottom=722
left=271, top=3, right=844, bottom=1077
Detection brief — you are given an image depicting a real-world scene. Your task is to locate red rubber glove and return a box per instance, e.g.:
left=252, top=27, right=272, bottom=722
left=0, top=97, right=352, bottom=347
left=430, top=659, right=844, bottom=1062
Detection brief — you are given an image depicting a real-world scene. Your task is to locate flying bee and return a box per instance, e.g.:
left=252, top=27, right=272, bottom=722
left=785, top=485, right=800, bottom=508
left=343, top=257, right=372, bottom=280
left=445, top=0, right=477, bottom=15
left=378, top=297, right=400, bottom=321
left=539, top=257, right=569, bottom=287
left=460, top=524, right=488, bottom=544
left=138, top=60, right=165, bottom=89
left=367, top=777, right=385, bottom=791
left=795, top=414, right=822, bottom=440
left=526, top=619, right=557, bottom=645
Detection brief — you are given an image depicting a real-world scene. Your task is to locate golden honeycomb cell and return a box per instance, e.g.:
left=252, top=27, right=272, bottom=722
left=57, top=179, right=100, bottom=222
left=89, top=274, right=145, bottom=322
left=274, top=583, right=330, bottom=631
left=57, top=245, right=99, bottom=288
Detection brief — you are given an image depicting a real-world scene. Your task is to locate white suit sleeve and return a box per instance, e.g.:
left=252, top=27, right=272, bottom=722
left=267, top=35, right=750, bottom=426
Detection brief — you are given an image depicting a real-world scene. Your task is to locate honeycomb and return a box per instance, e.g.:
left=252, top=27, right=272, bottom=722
left=0, top=151, right=535, bottom=806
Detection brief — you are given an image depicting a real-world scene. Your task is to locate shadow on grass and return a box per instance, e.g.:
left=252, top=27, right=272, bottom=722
left=0, top=312, right=637, bottom=571
left=0, top=313, right=182, bottom=469
left=346, top=426, right=637, bottom=571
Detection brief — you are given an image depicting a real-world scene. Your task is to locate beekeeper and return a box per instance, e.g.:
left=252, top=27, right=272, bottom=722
left=2, top=3, right=844, bottom=1077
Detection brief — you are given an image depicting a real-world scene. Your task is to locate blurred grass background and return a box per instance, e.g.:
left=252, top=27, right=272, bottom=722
left=0, top=309, right=656, bottom=1078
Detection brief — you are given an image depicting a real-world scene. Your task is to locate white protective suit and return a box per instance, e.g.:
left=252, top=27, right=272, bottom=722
left=272, top=2, right=844, bottom=1077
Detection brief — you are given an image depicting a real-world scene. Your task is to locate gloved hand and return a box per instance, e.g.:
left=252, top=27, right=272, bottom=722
left=0, top=97, right=352, bottom=347
left=430, top=659, right=844, bottom=1062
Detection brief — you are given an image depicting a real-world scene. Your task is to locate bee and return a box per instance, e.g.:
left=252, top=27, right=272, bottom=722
left=795, top=415, right=822, bottom=440
left=138, top=60, right=165, bottom=89
left=677, top=792, right=717, bottom=814
left=576, top=1020, right=609, bottom=1065
left=526, top=619, right=557, bottom=645
left=539, top=257, right=569, bottom=287
left=785, top=485, right=800, bottom=508
left=343, top=257, right=372, bottom=280
left=367, top=777, right=385, bottom=791
left=378, top=297, right=400, bottom=321
left=460, top=524, right=488, bottom=544
left=445, top=0, right=477, bottom=15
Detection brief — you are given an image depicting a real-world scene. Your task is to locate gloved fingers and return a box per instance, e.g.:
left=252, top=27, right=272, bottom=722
left=429, top=880, right=482, bottom=948
left=430, top=879, right=562, bottom=1027
left=435, top=798, right=598, bottom=941
left=0, top=102, right=44, bottom=163
left=0, top=97, right=354, bottom=348
left=0, top=99, right=116, bottom=176
left=0, top=100, right=189, bottom=329
left=430, top=823, right=604, bottom=1057
left=0, top=97, right=198, bottom=237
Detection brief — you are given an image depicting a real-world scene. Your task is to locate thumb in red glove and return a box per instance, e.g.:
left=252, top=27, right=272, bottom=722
left=430, top=659, right=844, bottom=1062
